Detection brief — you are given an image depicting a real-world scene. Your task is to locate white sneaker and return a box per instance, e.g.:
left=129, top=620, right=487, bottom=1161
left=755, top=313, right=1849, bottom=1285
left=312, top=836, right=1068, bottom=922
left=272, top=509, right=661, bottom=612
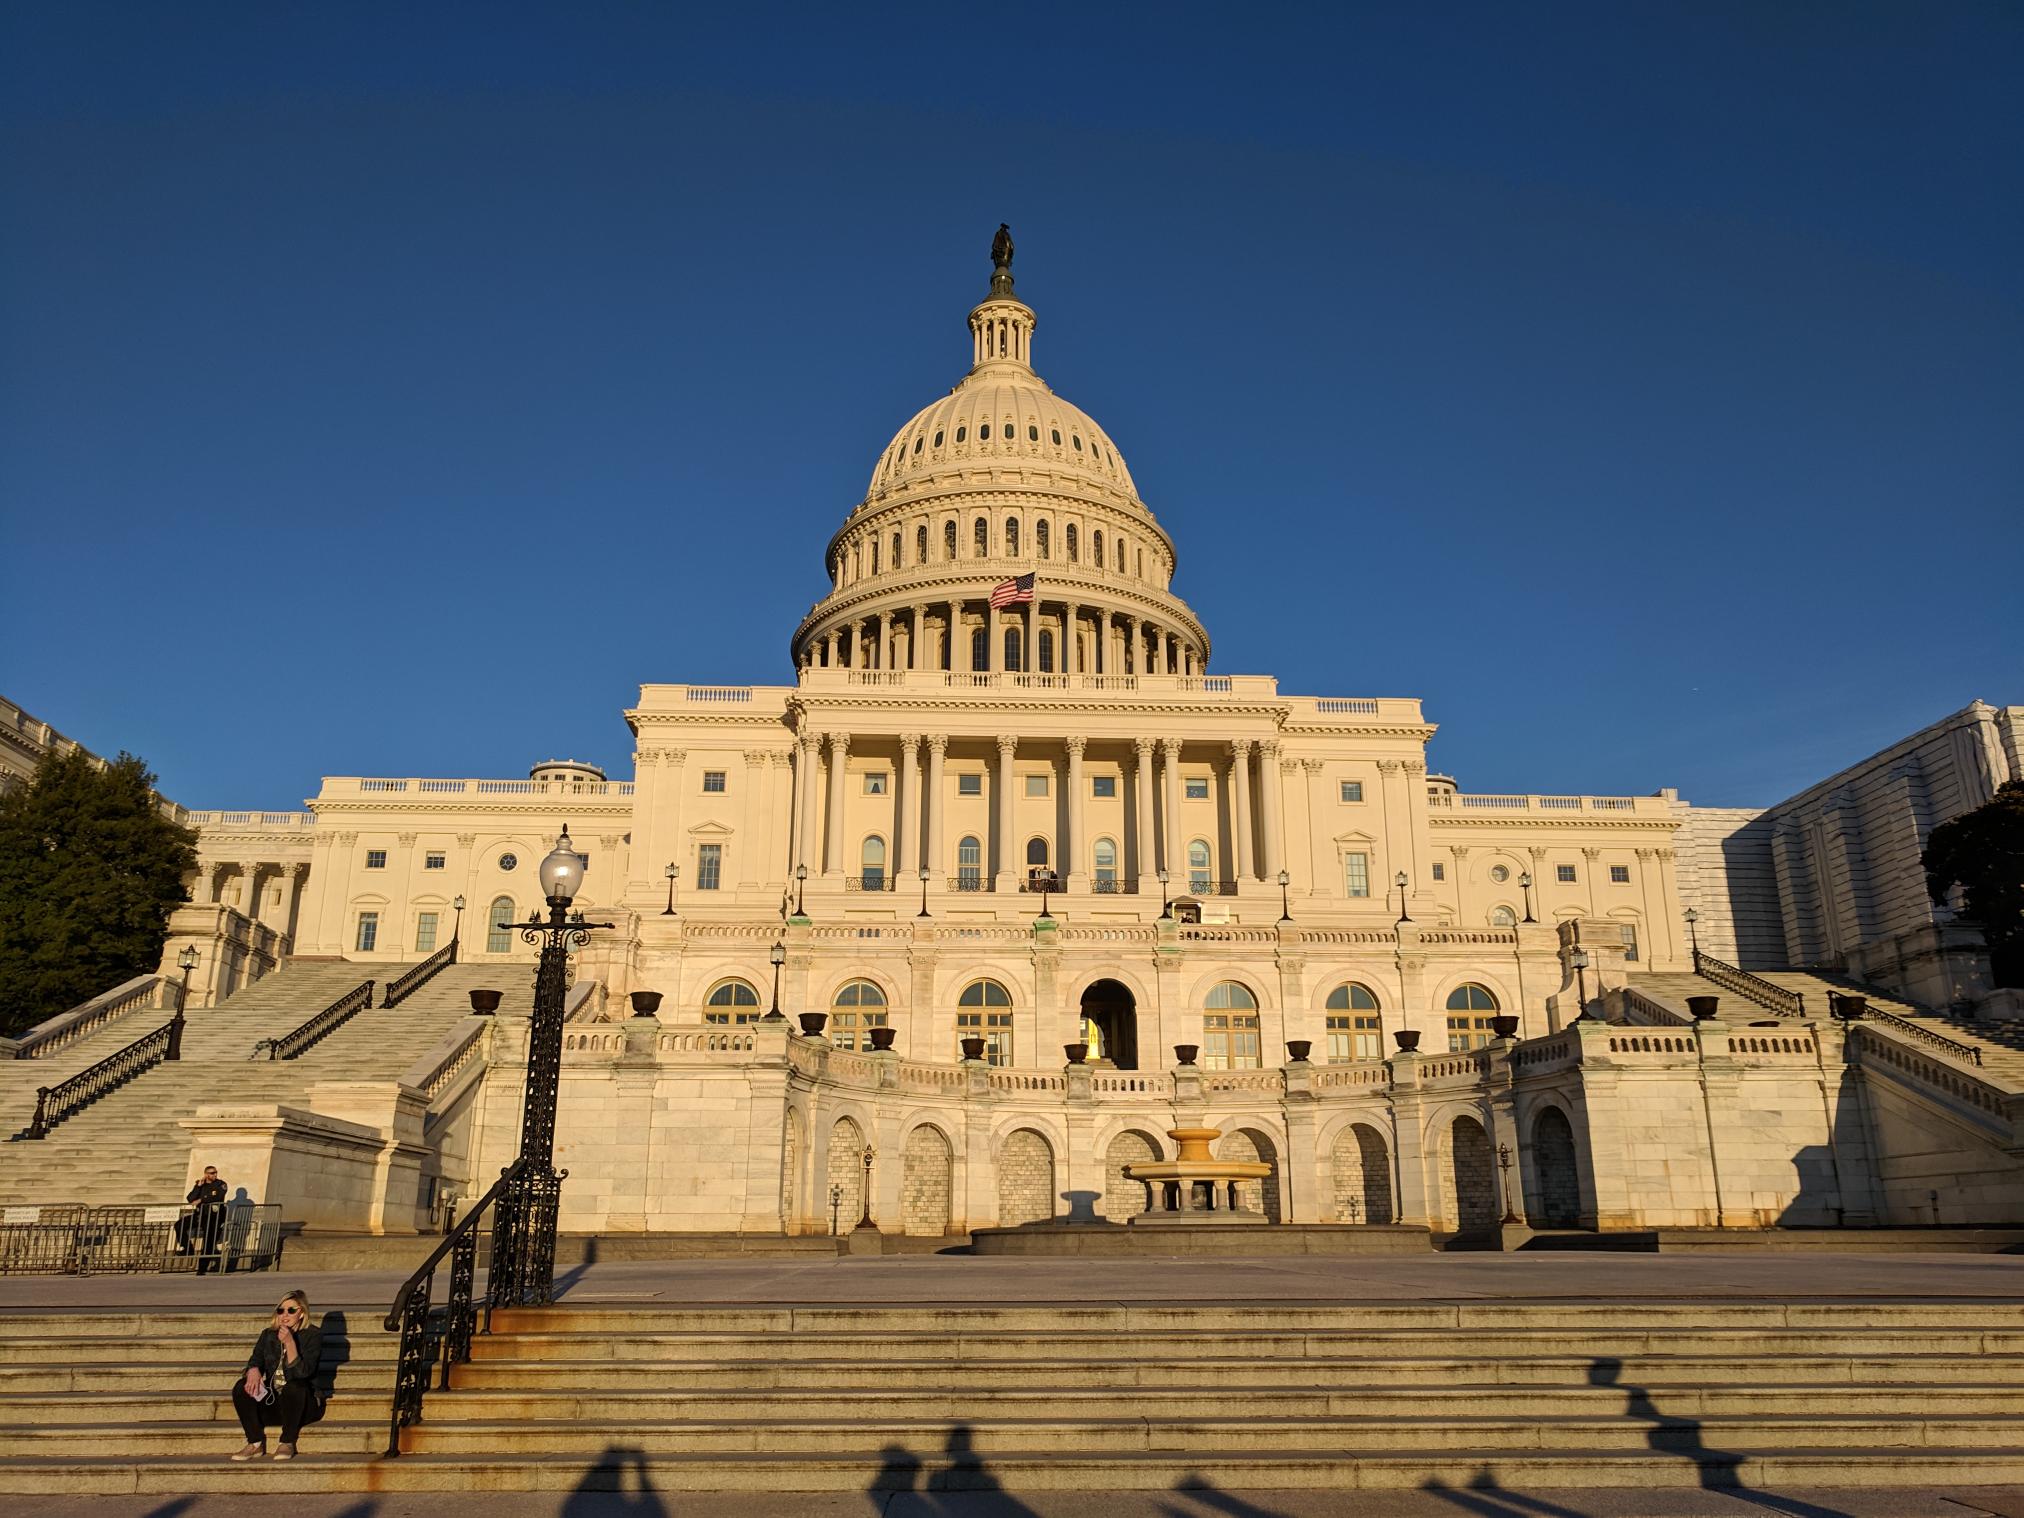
left=230, top=1442, right=265, bottom=1462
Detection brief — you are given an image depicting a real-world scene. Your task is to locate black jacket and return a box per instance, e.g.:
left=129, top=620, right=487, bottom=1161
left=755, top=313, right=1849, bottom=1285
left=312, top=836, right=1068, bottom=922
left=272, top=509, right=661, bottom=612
left=245, top=1324, right=323, bottom=1402
left=187, top=1179, right=226, bottom=1208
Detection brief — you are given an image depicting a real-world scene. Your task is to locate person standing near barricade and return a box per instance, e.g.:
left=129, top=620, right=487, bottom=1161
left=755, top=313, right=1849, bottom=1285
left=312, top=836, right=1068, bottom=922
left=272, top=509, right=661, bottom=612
left=181, top=1166, right=227, bottom=1273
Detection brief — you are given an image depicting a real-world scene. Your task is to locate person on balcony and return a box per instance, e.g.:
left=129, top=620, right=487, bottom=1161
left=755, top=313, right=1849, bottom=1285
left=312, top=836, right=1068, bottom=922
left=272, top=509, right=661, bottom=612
left=229, top=1291, right=323, bottom=1461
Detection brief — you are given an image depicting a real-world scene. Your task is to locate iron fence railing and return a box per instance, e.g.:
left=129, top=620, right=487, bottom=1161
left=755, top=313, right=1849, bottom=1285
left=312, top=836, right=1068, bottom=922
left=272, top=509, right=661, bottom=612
left=18, top=1017, right=180, bottom=1139
left=0, top=1202, right=280, bottom=1275
left=383, top=941, right=458, bottom=1008
left=252, top=979, right=375, bottom=1061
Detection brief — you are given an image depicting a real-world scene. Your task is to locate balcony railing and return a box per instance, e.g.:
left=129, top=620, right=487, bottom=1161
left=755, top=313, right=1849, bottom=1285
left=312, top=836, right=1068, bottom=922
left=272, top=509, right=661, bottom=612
left=843, top=874, right=895, bottom=892
left=1426, top=791, right=1666, bottom=815
left=1090, top=878, right=1136, bottom=894
left=946, top=876, right=991, bottom=892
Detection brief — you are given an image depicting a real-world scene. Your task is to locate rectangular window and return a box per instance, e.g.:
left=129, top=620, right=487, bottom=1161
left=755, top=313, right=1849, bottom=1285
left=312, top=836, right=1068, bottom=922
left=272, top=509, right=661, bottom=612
left=1184, top=776, right=1209, bottom=800
left=1344, top=852, right=1370, bottom=898
left=1091, top=775, right=1117, bottom=798
left=1447, top=1015, right=1495, bottom=1051
left=702, top=771, right=727, bottom=793
left=957, top=773, right=983, bottom=797
left=1431, top=862, right=1445, bottom=881
left=355, top=912, right=379, bottom=952
left=704, top=1010, right=759, bottom=1026
left=956, top=1010, right=1015, bottom=1066
left=831, top=1010, right=889, bottom=1052
left=696, top=843, right=722, bottom=891
left=424, top=851, right=446, bottom=870
left=1326, top=1014, right=1383, bottom=1062
left=1557, top=864, right=1577, bottom=883
left=1024, top=774, right=1048, bottom=798
left=1339, top=780, right=1364, bottom=803
left=1610, top=864, right=1630, bottom=884
left=364, top=850, right=387, bottom=870
left=1202, top=1013, right=1262, bottom=1070
left=864, top=772, right=888, bottom=796
left=414, top=913, right=439, bottom=953
left=1621, top=923, right=1640, bottom=962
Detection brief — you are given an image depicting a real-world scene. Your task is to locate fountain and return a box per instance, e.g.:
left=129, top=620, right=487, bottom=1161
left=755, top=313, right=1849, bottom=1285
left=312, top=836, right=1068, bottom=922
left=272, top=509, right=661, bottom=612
left=1123, top=1125, right=1271, bottom=1226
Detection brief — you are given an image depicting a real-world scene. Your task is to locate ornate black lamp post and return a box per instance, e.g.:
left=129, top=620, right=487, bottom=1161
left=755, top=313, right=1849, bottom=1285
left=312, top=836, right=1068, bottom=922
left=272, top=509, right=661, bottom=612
left=168, top=945, right=199, bottom=1061
left=1569, top=947, right=1591, bottom=1021
left=765, top=939, right=787, bottom=1021
left=1395, top=870, right=1411, bottom=924
left=1277, top=868, right=1292, bottom=923
left=1684, top=906, right=1701, bottom=965
left=1496, top=1142, right=1519, bottom=1224
left=917, top=866, right=931, bottom=918
left=1519, top=873, right=1534, bottom=923
left=1158, top=868, right=1171, bottom=920
left=491, top=825, right=611, bottom=1308
left=662, top=863, right=679, bottom=916
left=793, top=863, right=809, bottom=918
left=1034, top=869, right=1058, bottom=921
left=858, top=1147, right=875, bottom=1229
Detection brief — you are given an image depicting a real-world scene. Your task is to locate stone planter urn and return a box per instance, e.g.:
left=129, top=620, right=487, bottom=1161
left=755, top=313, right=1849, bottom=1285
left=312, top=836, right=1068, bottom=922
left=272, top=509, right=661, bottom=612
left=629, top=991, right=663, bottom=1019
left=1172, top=1044, right=1199, bottom=1067
left=868, top=1026, right=897, bottom=1051
left=1490, top=1015, right=1520, bottom=1039
left=1284, top=1040, right=1312, bottom=1063
left=1829, top=993, right=1867, bottom=1022
left=1687, top=996, right=1721, bottom=1022
left=468, top=989, right=502, bottom=1016
left=797, top=1012, right=828, bottom=1038
left=960, top=1036, right=986, bottom=1061
left=1392, top=1029, right=1422, bottom=1053
left=1063, top=1041, right=1089, bottom=1065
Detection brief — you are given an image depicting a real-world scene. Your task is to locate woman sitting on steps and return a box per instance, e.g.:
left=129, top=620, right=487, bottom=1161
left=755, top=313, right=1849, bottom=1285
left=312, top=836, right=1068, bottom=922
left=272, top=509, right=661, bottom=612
left=229, top=1290, right=324, bottom=1461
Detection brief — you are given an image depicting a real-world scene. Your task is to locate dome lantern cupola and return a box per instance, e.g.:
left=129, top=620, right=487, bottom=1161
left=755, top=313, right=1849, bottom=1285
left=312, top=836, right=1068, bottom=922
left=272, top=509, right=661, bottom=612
left=969, top=223, right=1035, bottom=374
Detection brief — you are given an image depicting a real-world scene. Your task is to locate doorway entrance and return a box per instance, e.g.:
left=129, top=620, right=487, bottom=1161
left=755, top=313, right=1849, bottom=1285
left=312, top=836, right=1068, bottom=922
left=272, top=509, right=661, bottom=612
left=1079, top=979, right=1139, bottom=1070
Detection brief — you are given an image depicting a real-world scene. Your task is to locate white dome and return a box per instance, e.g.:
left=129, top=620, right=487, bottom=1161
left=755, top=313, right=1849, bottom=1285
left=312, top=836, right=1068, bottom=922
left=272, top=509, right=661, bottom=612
left=867, top=375, right=1139, bottom=504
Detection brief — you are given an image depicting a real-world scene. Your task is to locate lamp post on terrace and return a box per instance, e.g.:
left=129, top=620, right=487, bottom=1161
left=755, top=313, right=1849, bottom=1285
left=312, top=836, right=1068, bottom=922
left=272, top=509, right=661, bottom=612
left=662, top=863, right=679, bottom=916
left=793, top=863, right=809, bottom=919
left=1277, top=869, right=1291, bottom=924
left=1035, top=869, right=1058, bottom=921
left=1496, top=1142, right=1519, bottom=1225
left=1684, top=906, right=1701, bottom=966
left=1519, top=873, right=1535, bottom=923
left=491, top=824, right=612, bottom=1308
left=766, top=940, right=787, bottom=1022
left=169, top=945, right=199, bottom=1061
left=1395, top=870, right=1411, bottom=925
left=858, top=1147, right=876, bottom=1229
left=1570, top=947, right=1592, bottom=1022
left=917, top=866, right=931, bottom=918
left=1158, top=868, right=1172, bottom=920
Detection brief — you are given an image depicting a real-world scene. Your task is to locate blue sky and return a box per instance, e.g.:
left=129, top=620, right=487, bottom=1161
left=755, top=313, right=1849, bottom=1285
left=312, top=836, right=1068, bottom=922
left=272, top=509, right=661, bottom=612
left=3, top=2, right=2019, bottom=812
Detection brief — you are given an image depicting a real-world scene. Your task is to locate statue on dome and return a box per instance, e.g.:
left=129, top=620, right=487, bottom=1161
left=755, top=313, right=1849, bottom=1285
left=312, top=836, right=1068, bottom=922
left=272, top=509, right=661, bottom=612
left=992, top=223, right=1014, bottom=271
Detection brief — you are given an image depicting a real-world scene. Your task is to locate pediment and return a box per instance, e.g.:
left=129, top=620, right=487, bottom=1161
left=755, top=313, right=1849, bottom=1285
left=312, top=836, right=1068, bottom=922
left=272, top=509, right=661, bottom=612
left=687, top=819, right=735, bottom=837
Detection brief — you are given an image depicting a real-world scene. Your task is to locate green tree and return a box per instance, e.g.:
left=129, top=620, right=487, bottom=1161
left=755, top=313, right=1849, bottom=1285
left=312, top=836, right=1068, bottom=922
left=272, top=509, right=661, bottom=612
left=0, top=748, right=196, bottom=1036
left=1924, top=779, right=2024, bottom=989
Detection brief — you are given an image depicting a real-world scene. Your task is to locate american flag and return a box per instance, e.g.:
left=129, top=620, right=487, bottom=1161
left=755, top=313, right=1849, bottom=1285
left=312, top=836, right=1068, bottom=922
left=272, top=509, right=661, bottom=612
left=989, top=572, right=1036, bottom=608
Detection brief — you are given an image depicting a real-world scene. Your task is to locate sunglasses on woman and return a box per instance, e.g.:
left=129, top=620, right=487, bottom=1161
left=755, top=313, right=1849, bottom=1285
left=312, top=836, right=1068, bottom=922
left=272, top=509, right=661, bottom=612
left=275, top=1307, right=299, bottom=1317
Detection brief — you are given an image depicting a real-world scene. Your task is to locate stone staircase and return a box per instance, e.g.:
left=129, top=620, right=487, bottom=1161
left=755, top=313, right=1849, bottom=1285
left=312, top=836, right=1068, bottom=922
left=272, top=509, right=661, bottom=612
left=0, top=960, right=530, bottom=1207
left=1, top=1298, right=2023, bottom=1492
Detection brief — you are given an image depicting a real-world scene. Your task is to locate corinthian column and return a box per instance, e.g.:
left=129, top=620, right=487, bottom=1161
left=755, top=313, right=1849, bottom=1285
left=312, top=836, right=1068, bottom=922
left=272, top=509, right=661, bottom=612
left=994, top=735, right=1018, bottom=890
left=1259, top=740, right=1285, bottom=882
left=824, top=732, right=850, bottom=880
left=794, top=734, right=819, bottom=873
left=1230, top=739, right=1254, bottom=883
left=925, top=734, right=948, bottom=883
left=1064, top=735, right=1087, bottom=890
left=1132, top=736, right=1155, bottom=893
left=1160, top=738, right=1184, bottom=882
left=897, top=734, right=921, bottom=877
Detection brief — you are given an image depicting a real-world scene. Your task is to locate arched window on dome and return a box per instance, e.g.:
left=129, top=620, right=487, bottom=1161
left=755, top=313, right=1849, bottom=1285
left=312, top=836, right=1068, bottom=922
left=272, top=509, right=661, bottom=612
left=891, top=531, right=901, bottom=567
left=1066, top=525, right=1078, bottom=563
left=1203, top=981, right=1261, bottom=1070
left=913, top=436, right=923, bottom=454
left=980, top=422, right=991, bottom=441
left=1027, top=424, right=1038, bottom=442
left=1005, top=517, right=1020, bottom=557
left=955, top=425, right=967, bottom=443
left=704, top=978, right=760, bottom=1026
left=871, top=541, right=879, bottom=574
left=1038, top=628, right=1054, bottom=673
left=1116, top=538, right=1125, bottom=571
left=970, top=627, right=986, bottom=672
left=1003, top=628, right=1022, bottom=673
left=917, top=525, right=928, bottom=565
left=1325, top=982, right=1382, bottom=1061
left=1036, top=520, right=1050, bottom=560
left=944, top=521, right=957, bottom=561
left=973, top=517, right=988, bottom=558
left=1093, top=530, right=1104, bottom=570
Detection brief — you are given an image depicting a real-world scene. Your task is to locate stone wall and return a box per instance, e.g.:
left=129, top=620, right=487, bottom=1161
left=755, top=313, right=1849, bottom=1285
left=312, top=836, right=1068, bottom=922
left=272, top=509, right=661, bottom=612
left=996, top=1127, right=1055, bottom=1225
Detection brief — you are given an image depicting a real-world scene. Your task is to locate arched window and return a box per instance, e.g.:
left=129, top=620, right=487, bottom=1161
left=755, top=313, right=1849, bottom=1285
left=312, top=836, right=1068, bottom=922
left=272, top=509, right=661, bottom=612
left=957, top=978, right=1014, bottom=1065
left=1203, top=981, right=1261, bottom=1070
left=959, top=979, right=1012, bottom=1006
left=1036, top=520, right=1050, bottom=559
left=973, top=517, right=988, bottom=557
left=1005, top=517, right=1020, bottom=556
left=1093, top=837, right=1118, bottom=891
left=970, top=626, right=987, bottom=671
left=830, top=978, right=889, bottom=1051
left=1446, top=982, right=1499, bottom=1051
left=944, top=520, right=957, bottom=560
left=1187, top=838, right=1212, bottom=894
left=1003, top=627, right=1022, bottom=672
left=957, top=835, right=982, bottom=890
left=1093, top=529, right=1104, bottom=569
left=705, top=978, right=760, bottom=1026
left=1136, top=548, right=1143, bottom=578
left=1116, top=538, right=1125, bottom=571
left=859, top=835, right=886, bottom=890
left=871, top=541, right=880, bottom=574
left=1066, top=524, right=1079, bottom=562
left=1025, top=836, right=1050, bottom=886
left=917, top=525, right=928, bottom=564
left=891, top=531, right=901, bottom=567
left=486, top=896, right=515, bottom=954
left=1325, top=982, right=1381, bottom=1061
left=1038, top=628, right=1054, bottom=673
left=1489, top=905, right=1517, bottom=927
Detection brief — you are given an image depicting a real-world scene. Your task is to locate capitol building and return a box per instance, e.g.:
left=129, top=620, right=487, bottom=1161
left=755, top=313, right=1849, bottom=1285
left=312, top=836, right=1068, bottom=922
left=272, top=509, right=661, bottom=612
left=17, top=236, right=2020, bottom=1243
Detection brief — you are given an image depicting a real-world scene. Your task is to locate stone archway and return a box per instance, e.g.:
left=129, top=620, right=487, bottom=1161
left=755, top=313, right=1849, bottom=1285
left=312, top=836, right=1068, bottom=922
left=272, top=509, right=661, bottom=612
left=997, top=1128, right=1056, bottom=1225
left=1531, top=1106, right=1581, bottom=1228
left=1078, top=979, right=1139, bottom=1069
left=1448, top=1114, right=1498, bottom=1235
left=1331, top=1122, right=1394, bottom=1224
left=1102, top=1129, right=1163, bottom=1220
left=902, top=1125, right=954, bottom=1236
left=1215, top=1127, right=1283, bottom=1222
left=826, top=1116, right=866, bottom=1234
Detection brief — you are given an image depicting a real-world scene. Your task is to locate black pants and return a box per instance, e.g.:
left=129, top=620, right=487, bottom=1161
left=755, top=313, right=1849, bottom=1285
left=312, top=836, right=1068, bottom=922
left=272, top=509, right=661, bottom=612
left=231, top=1381, right=322, bottom=1443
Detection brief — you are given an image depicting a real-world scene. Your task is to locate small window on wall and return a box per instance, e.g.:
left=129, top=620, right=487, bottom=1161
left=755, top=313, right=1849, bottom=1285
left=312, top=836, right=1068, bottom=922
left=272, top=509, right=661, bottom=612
left=1490, top=906, right=1517, bottom=927
left=1344, top=852, right=1370, bottom=898
left=917, top=525, right=928, bottom=564
left=1092, top=775, right=1116, bottom=798
left=944, top=521, right=957, bottom=560
left=830, top=978, right=888, bottom=1051
left=702, top=771, right=726, bottom=793
left=414, top=913, right=439, bottom=953
left=1203, top=981, right=1261, bottom=1070
left=956, top=835, right=982, bottom=889
left=487, top=897, right=514, bottom=953
left=424, top=852, right=446, bottom=870
left=365, top=850, right=387, bottom=870
left=1557, top=864, right=1577, bottom=883
left=1184, top=777, right=1209, bottom=800
left=957, top=773, right=983, bottom=797
left=1024, top=774, right=1048, bottom=798
left=864, top=772, right=889, bottom=796
left=1445, top=983, right=1499, bottom=1051
left=1620, top=923, right=1640, bottom=962
left=1187, top=839, right=1211, bottom=894
left=957, top=1010, right=1014, bottom=1066
left=974, top=518, right=988, bottom=557
left=1325, top=982, right=1382, bottom=1061
left=696, top=843, right=723, bottom=891
left=1066, top=524, right=1079, bottom=562
left=355, top=912, right=379, bottom=952
left=1431, top=862, right=1446, bottom=881
left=1093, top=837, right=1118, bottom=888
left=971, top=627, right=987, bottom=670
left=1340, top=781, right=1363, bottom=803
left=1610, top=865, right=1630, bottom=884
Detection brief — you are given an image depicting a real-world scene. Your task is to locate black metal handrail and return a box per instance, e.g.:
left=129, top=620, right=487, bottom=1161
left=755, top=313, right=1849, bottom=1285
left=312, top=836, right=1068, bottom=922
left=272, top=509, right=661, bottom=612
left=383, top=941, right=458, bottom=1008
left=19, top=1018, right=180, bottom=1140
left=383, top=1157, right=528, bottom=1457
left=1853, top=1002, right=1984, bottom=1067
left=1692, top=951, right=1806, bottom=1018
left=251, top=979, right=375, bottom=1061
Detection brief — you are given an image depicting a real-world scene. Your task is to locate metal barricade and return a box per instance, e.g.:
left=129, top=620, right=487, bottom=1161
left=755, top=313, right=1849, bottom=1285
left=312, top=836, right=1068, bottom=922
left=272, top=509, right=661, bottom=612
left=0, top=1202, right=282, bottom=1275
